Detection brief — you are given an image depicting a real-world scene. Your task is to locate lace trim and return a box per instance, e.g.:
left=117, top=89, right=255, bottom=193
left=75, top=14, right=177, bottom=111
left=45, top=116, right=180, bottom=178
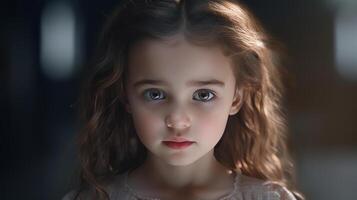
left=123, top=171, right=240, bottom=200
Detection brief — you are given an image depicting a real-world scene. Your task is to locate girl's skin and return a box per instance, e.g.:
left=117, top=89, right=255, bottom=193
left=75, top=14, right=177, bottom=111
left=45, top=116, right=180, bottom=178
left=124, top=33, right=243, bottom=199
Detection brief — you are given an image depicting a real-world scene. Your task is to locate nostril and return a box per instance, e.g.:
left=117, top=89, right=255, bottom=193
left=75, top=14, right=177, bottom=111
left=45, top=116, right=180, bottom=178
left=165, top=109, right=191, bottom=129
left=165, top=118, right=191, bottom=129
left=166, top=121, right=191, bottom=129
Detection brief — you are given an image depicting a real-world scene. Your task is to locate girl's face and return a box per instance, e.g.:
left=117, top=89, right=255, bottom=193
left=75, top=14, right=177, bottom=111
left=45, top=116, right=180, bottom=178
left=125, top=34, right=241, bottom=166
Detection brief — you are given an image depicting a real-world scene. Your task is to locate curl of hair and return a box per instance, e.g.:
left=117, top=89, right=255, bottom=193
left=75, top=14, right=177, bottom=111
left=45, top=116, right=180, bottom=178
left=73, top=0, right=304, bottom=199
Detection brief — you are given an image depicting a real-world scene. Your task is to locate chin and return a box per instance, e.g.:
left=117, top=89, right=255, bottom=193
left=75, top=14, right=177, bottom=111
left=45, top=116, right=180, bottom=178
left=161, top=153, right=202, bottom=167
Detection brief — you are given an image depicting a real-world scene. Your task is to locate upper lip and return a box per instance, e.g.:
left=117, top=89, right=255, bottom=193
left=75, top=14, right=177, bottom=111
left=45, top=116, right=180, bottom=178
left=163, top=137, right=194, bottom=142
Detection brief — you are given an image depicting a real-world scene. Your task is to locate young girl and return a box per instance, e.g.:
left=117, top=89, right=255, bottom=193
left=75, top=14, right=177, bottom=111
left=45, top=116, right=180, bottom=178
left=63, top=0, right=304, bottom=199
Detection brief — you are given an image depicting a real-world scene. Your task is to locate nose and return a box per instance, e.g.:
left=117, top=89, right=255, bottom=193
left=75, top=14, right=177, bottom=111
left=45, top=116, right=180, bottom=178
left=165, top=106, right=191, bottom=130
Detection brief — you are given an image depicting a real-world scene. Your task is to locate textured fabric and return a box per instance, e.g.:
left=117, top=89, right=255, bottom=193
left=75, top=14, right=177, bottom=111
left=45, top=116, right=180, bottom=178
left=62, top=172, right=297, bottom=200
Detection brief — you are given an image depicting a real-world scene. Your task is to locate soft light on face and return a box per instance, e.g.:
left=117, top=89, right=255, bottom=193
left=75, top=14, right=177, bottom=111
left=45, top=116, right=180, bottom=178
left=125, top=34, right=240, bottom=166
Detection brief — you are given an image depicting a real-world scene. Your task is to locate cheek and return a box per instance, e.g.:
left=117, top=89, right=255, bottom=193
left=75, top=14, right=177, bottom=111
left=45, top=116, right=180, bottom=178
left=130, top=103, right=163, bottom=143
left=194, top=105, right=230, bottom=142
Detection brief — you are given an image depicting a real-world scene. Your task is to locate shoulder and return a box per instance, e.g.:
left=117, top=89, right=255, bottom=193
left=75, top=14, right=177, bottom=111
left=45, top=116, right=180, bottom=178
left=235, top=173, right=297, bottom=200
left=61, top=190, right=81, bottom=200
left=61, top=188, right=95, bottom=200
left=61, top=172, right=131, bottom=200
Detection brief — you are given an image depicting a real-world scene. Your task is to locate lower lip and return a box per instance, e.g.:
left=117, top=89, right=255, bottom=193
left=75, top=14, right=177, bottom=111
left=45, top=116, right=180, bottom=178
left=163, top=141, right=194, bottom=149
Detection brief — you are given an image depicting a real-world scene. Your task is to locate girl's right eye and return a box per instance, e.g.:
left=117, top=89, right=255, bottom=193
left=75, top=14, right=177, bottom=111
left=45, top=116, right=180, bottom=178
left=143, top=89, right=165, bottom=101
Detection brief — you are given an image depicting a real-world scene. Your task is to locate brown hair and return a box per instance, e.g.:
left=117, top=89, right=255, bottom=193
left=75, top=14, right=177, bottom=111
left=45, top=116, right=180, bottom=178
left=74, top=0, right=304, bottom=199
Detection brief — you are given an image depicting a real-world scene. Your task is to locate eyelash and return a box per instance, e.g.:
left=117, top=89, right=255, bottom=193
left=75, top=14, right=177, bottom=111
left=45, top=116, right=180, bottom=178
left=142, top=88, right=216, bottom=102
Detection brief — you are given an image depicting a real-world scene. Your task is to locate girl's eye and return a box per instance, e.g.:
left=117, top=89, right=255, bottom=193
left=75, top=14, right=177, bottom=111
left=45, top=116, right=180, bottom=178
left=143, top=89, right=165, bottom=101
left=193, top=89, right=216, bottom=102
left=142, top=88, right=216, bottom=102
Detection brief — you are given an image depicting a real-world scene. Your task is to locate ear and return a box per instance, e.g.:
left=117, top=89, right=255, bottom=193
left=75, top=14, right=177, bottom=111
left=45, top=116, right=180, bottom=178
left=125, top=102, right=132, bottom=114
left=229, top=88, right=244, bottom=116
left=120, top=84, right=132, bottom=114
left=124, top=99, right=133, bottom=114
left=120, top=97, right=132, bottom=114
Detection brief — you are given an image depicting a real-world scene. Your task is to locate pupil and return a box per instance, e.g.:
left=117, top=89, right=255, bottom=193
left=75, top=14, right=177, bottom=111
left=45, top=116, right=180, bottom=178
left=200, top=92, right=208, bottom=99
left=151, top=91, right=159, bottom=99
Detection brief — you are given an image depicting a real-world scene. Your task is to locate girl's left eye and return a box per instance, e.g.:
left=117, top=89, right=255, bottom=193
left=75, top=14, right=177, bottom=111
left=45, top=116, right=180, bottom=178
left=193, top=89, right=216, bottom=102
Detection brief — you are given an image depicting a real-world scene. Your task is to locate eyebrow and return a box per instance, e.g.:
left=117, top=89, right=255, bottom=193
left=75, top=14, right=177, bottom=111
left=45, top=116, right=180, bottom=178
left=133, top=79, right=225, bottom=88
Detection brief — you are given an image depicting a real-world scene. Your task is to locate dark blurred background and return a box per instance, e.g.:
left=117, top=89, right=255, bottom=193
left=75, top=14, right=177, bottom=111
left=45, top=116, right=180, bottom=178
left=1, top=0, right=356, bottom=199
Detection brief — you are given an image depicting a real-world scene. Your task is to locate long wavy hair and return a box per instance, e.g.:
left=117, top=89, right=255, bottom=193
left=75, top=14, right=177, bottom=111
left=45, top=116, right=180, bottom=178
left=73, top=0, right=304, bottom=199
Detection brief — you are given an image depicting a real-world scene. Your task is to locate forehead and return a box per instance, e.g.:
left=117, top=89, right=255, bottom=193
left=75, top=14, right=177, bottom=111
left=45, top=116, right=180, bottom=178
left=127, top=34, right=234, bottom=83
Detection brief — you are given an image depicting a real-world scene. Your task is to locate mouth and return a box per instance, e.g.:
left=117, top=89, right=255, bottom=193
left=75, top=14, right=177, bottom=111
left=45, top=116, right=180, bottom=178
left=162, top=141, right=195, bottom=149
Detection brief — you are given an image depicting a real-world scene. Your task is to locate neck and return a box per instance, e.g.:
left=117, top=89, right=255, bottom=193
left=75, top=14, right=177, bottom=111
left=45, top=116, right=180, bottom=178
left=138, top=150, right=232, bottom=191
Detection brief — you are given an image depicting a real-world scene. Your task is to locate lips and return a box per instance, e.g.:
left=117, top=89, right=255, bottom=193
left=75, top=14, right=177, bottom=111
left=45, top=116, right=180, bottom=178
left=163, top=137, right=194, bottom=142
left=162, top=141, right=195, bottom=149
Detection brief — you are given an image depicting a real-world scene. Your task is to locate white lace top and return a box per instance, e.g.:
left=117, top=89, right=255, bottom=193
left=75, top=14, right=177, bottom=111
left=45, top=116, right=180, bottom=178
left=62, top=171, right=297, bottom=200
